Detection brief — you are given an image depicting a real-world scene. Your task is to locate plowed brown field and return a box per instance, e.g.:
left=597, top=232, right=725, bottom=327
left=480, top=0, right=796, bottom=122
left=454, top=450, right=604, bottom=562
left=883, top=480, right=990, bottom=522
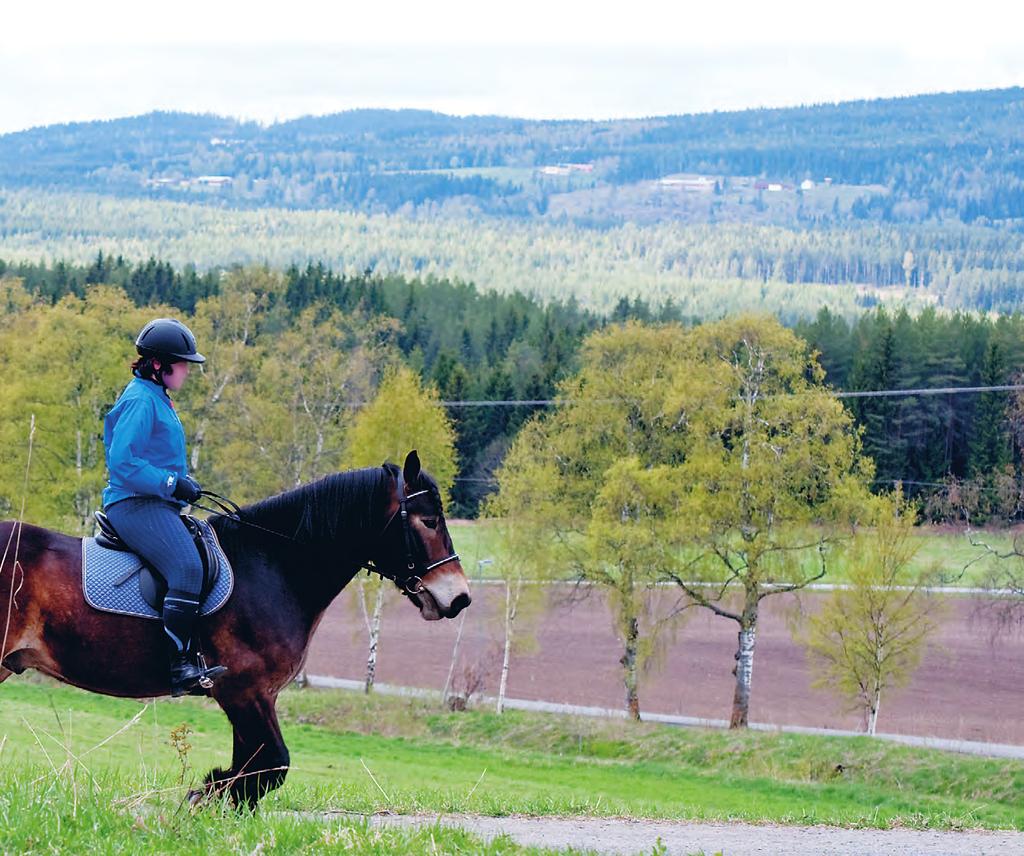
left=305, top=584, right=1024, bottom=743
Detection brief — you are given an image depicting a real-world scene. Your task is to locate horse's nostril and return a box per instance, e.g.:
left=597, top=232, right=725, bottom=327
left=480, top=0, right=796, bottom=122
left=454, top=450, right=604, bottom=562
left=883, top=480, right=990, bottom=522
left=448, top=592, right=471, bottom=617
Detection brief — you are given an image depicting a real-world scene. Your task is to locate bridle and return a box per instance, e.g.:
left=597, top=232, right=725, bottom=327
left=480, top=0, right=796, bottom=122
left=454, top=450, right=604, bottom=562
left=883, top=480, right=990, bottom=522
left=193, top=467, right=459, bottom=596
left=364, top=468, right=460, bottom=596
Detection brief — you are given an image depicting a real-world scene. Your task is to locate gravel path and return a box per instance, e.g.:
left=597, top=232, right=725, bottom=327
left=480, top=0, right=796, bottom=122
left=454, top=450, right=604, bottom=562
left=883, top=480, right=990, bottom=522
left=355, top=813, right=1024, bottom=856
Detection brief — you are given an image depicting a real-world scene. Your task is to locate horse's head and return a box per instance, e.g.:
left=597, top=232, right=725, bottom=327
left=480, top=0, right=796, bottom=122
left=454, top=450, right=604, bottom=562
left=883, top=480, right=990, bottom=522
left=374, top=451, right=471, bottom=621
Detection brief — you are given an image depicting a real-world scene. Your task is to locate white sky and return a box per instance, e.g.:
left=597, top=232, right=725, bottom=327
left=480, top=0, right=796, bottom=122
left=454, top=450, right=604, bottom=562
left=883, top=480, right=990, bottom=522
left=1, top=0, right=1023, bottom=133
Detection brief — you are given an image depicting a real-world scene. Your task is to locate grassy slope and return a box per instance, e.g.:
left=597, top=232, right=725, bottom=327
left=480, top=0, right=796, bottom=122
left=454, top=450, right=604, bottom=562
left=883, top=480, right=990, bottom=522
left=0, top=681, right=596, bottom=855
left=0, top=775, right=588, bottom=856
left=1, top=679, right=1021, bottom=835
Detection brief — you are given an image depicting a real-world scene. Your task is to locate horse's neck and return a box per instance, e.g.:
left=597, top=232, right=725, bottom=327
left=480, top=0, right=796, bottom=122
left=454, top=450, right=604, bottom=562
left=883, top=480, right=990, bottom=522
left=228, top=471, right=386, bottom=613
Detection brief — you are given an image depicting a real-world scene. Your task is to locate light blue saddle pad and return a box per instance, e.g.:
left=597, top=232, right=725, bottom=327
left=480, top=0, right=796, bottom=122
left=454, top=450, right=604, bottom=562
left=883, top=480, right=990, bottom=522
left=81, top=530, right=234, bottom=620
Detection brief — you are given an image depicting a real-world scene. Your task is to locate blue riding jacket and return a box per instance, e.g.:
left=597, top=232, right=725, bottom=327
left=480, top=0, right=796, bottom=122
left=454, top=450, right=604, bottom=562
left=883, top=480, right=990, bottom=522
left=102, top=376, right=189, bottom=508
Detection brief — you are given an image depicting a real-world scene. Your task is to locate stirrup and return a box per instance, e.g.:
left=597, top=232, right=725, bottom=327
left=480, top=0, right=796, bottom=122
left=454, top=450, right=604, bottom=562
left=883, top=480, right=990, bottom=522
left=196, top=652, right=227, bottom=690
left=197, top=653, right=214, bottom=689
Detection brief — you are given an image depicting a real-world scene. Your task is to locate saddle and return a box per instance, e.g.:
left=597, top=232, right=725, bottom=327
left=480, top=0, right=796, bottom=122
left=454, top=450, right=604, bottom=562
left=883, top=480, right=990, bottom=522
left=93, top=511, right=222, bottom=612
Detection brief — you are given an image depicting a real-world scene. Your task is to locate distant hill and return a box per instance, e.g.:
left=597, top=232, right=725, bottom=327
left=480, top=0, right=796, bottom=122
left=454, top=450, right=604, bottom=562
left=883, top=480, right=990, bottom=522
left=2, top=88, right=1024, bottom=226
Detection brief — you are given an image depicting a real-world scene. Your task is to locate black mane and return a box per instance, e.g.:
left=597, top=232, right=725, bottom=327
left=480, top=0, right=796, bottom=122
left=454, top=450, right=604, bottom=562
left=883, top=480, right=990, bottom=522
left=235, top=466, right=391, bottom=545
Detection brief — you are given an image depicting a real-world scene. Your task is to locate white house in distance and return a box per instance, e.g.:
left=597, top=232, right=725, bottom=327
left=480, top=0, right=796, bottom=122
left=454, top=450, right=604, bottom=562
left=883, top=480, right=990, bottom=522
left=659, top=174, right=716, bottom=192
left=145, top=175, right=234, bottom=191
left=195, top=175, right=233, bottom=187
left=539, top=163, right=595, bottom=176
left=801, top=179, right=815, bottom=190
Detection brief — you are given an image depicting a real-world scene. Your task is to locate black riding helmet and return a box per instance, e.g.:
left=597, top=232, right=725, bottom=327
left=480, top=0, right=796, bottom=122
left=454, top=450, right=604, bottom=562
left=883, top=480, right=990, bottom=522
left=135, top=318, right=206, bottom=364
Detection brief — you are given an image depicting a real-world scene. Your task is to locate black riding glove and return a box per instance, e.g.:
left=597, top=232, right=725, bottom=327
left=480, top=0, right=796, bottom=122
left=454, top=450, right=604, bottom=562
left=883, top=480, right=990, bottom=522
left=172, top=475, right=203, bottom=503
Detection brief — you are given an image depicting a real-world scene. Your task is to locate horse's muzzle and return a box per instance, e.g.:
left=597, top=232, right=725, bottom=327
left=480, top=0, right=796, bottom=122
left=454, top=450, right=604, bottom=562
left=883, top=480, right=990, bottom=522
left=416, top=567, right=472, bottom=620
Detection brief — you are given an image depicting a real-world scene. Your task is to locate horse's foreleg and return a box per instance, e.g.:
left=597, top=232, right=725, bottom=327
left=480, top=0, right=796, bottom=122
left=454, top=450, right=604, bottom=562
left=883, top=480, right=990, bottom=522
left=200, top=689, right=290, bottom=810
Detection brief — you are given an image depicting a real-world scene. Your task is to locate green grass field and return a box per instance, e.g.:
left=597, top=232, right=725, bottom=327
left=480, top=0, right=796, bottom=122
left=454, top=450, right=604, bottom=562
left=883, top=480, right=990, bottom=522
left=0, top=680, right=600, bottom=855
left=0, top=772, right=581, bottom=856
left=1, top=676, right=1022, bottom=855
left=448, top=520, right=1017, bottom=588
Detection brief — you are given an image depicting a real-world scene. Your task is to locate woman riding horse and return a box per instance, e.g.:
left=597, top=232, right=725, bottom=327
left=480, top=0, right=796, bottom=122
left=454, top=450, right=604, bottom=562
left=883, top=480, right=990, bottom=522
left=102, top=318, right=226, bottom=696
left=1, top=319, right=471, bottom=807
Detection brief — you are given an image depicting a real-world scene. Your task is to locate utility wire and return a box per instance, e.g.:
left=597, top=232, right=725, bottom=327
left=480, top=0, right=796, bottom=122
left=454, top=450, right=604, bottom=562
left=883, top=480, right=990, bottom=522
left=835, top=383, right=1024, bottom=399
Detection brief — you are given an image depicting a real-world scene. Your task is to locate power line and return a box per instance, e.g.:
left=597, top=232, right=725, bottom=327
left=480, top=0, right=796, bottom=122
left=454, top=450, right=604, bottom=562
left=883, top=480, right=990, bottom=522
left=440, top=383, right=1024, bottom=408
left=836, top=383, right=1024, bottom=399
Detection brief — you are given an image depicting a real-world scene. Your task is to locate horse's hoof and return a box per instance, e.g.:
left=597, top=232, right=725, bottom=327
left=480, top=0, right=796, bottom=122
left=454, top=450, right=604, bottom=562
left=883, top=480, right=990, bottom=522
left=186, top=788, right=206, bottom=809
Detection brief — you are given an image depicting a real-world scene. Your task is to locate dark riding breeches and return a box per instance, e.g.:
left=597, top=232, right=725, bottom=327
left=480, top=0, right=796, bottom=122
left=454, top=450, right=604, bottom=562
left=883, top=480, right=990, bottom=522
left=104, top=497, right=204, bottom=597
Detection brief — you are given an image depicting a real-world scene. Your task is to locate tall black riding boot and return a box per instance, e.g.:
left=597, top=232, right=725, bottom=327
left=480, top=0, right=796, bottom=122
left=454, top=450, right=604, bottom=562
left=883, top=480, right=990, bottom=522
left=162, top=590, right=227, bottom=697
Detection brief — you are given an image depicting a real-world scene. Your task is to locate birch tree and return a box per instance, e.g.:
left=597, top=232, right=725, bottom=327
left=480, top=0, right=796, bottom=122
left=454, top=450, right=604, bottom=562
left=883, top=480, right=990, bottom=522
left=211, top=302, right=397, bottom=502
left=181, top=267, right=281, bottom=482
left=797, top=490, right=938, bottom=734
left=483, top=517, right=551, bottom=715
left=663, top=315, right=874, bottom=728
left=341, top=365, right=458, bottom=692
left=254, top=306, right=396, bottom=491
left=491, top=323, right=692, bottom=720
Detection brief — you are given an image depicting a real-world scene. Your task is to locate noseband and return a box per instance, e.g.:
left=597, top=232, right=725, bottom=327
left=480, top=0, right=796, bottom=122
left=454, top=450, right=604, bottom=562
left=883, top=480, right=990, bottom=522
left=365, top=469, right=460, bottom=596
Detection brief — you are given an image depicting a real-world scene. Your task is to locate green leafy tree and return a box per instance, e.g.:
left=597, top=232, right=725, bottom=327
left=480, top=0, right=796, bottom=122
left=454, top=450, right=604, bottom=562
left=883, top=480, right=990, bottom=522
left=796, top=490, right=939, bottom=734
left=492, top=323, right=692, bottom=720
left=252, top=306, right=396, bottom=492
left=341, top=365, right=458, bottom=692
left=664, top=316, right=874, bottom=728
left=201, top=299, right=397, bottom=504
left=0, top=284, right=155, bottom=532
left=341, top=364, right=457, bottom=500
left=179, top=267, right=283, bottom=485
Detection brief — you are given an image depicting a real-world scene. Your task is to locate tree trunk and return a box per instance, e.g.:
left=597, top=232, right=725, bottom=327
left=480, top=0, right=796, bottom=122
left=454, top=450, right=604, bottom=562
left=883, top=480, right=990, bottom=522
left=190, top=423, right=205, bottom=471
left=364, top=583, right=386, bottom=693
left=442, top=603, right=468, bottom=707
left=497, top=580, right=516, bottom=715
left=729, top=624, right=757, bottom=728
left=620, top=616, right=641, bottom=721
left=868, top=686, right=882, bottom=736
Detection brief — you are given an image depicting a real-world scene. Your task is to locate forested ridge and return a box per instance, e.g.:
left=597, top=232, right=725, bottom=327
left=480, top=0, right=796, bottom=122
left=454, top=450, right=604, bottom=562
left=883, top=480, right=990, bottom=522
left=5, top=188, right=1024, bottom=315
left=2, top=88, right=1024, bottom=226
left=4, top=255, right=1024, bottom=522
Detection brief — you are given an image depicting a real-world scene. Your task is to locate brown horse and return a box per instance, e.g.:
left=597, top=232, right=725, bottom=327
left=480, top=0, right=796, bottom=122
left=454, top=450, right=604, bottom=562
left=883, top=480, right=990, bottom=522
left=0, top=451, right=470, bottom=808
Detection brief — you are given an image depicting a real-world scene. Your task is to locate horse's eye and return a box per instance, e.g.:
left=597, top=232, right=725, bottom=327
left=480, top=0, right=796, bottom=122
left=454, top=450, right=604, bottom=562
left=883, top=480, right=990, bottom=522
left=421, top=517, right=438, bottom=530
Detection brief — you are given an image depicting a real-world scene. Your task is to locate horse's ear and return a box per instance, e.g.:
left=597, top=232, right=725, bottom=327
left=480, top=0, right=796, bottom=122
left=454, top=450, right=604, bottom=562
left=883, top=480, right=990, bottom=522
left=403, top=450, right=421, bottom=486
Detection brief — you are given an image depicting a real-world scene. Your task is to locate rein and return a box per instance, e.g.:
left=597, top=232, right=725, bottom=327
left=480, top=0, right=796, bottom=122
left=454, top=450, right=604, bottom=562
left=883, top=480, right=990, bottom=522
left=193, top=469, right=459, bottom=596
left=192, top=492, right=301, bottom=542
